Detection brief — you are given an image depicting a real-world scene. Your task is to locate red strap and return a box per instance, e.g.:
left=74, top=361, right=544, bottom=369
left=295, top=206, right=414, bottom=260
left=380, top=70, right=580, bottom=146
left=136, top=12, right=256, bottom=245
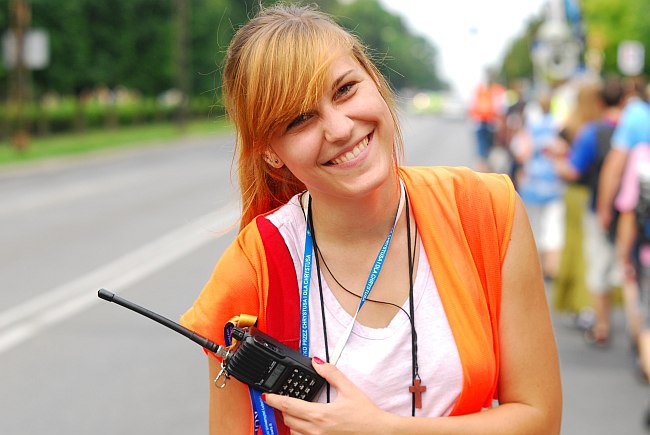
left=255, top=216, right=300, bottom=434
left=256, top=216, right=300, bottom=348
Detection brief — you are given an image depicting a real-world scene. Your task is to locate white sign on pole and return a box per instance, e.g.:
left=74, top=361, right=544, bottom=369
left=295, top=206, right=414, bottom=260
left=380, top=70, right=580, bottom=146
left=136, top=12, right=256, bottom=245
left=618, top=40, right=645, bottom=76
left=2, top=29, right=49, bottom=70
left=534, top=20, right=581, bottom=82
left=24, top=30, right=49, bottom=69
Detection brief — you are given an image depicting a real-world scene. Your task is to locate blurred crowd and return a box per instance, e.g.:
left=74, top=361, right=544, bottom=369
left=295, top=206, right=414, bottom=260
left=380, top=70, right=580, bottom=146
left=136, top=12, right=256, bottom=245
left=470, top=71, right=650, bottom=421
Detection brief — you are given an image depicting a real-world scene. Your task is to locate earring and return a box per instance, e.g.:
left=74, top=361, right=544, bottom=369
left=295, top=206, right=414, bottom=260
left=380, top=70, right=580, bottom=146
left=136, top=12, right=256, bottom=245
left=263, top=151, right=283, bottom=168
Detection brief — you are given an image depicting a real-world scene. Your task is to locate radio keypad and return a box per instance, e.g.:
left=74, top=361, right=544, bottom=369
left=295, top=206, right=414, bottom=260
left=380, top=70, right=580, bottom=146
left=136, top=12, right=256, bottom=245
left=280, top=368, right=316, bottom=400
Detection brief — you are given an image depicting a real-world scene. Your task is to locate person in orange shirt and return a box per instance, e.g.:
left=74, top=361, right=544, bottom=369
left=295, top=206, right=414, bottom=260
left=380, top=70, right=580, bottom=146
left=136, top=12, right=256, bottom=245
left=181, top=4, right=561, bottom=434
left=469, top=74, right=506, bottom=171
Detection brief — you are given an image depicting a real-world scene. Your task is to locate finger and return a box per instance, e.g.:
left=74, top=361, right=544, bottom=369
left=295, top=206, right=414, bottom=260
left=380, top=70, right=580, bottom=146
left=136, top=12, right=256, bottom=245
left=264, top=394, right=319, bottom=434
left=262, top=392, right=319, bottom=417
left=281, top=413, right=312, bottom=435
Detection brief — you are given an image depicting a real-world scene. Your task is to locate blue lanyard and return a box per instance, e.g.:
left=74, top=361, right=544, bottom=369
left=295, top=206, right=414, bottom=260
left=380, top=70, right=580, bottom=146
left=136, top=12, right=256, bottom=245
left=249, top=388, right=277, bottom=435
left=300, top=186, right=404, bottom=357
left=224, top=324, right=277, bottom=435
left=300, top=222, right=314, bottom=356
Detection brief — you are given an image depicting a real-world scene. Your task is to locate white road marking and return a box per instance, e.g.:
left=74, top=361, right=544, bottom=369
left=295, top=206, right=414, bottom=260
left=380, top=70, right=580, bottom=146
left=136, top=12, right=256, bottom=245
left=0, top=204, right=239, bottom=355
left=0, top=172, right=151, bottom=217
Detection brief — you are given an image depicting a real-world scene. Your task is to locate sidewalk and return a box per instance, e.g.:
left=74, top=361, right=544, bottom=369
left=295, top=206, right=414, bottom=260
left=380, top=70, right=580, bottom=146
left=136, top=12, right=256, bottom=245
left=555, top=307, right=649, bottom=434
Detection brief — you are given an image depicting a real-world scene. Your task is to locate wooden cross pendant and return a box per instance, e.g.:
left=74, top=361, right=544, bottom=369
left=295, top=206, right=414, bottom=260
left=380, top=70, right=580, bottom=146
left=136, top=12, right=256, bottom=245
left=409, top=378, right=427, bottom=409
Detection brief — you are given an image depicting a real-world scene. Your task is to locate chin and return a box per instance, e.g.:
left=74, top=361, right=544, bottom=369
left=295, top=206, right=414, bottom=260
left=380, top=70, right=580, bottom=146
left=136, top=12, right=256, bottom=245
left=342, top=161, right=396, bottom=198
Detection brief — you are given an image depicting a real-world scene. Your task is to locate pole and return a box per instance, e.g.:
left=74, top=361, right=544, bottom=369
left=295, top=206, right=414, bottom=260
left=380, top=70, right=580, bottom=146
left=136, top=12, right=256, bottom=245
left=174, top=0, right=190, bottom=132
left=8, top=0, right=31, bottom=150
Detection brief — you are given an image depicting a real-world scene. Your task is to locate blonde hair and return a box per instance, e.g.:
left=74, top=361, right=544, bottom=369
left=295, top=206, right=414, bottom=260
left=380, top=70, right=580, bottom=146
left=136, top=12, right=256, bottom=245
left=563, top=80, right=604, bottom=143
left=223, top=4, right=403, bottom=230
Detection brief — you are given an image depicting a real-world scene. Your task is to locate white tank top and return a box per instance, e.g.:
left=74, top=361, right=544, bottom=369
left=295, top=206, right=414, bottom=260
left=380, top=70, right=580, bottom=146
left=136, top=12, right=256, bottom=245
left=267, top=195, right=463, bottom=417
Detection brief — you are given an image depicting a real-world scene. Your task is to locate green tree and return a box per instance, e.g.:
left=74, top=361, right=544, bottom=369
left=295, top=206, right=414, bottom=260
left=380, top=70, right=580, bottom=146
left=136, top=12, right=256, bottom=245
left=499, top=17, right=542, bottom=85
left=127, top=0, right=175, bottom=94
left=582, top=0, right=650, bottom=75
left=0, top=0, right=9, bottom=99
left=190, top=0, right=251, bottom=97
left=0, top=0, right=446, bottom=102
left=328, top=0, right=446, bottom=90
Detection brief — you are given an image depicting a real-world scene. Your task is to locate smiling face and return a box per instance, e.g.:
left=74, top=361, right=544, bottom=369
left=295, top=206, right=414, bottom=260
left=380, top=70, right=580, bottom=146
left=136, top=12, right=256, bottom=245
left=223, top=5, right=403, bottom=227
left=268, top=54, right=396, bottom=201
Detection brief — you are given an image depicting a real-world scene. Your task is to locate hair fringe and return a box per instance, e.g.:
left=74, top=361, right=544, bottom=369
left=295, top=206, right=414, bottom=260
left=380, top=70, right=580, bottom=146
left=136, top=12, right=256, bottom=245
left=224, top=3, right=403, bottom=231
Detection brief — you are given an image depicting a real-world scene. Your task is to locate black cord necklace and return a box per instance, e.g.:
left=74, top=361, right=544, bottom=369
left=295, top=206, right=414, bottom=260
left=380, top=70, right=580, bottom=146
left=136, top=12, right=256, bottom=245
left=305, top=189, right=422, bottom=415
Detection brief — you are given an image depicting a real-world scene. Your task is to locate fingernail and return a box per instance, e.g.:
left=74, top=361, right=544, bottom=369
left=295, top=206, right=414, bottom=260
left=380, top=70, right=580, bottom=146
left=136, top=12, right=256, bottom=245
left=261, top=393, right=267, bottom=402
left=313, top=356, right=325, bottom=364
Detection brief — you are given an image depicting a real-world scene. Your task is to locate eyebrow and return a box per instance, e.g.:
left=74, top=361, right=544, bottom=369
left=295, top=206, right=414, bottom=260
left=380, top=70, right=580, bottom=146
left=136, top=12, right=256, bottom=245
left=331, top=69, right=354, bottom=91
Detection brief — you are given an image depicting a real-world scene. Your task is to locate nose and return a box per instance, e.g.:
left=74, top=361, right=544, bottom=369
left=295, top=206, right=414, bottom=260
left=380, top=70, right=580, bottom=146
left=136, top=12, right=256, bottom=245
left=321, top=106, right=353, bottom=144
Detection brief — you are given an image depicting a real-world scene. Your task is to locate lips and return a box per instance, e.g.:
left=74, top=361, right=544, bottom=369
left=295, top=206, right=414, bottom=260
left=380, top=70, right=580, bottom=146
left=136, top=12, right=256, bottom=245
left=327, top=135, right=370, bottom=165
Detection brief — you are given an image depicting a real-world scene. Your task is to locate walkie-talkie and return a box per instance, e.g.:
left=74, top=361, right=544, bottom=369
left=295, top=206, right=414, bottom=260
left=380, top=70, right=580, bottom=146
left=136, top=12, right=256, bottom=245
left=97, top=289, right=325, bottom=401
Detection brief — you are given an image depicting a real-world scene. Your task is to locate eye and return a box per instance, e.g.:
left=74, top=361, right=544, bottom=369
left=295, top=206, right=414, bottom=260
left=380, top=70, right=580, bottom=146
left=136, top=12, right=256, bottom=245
left=286, top=113, right=313, bottom=131
left=335, top=82, right=356, bottom=100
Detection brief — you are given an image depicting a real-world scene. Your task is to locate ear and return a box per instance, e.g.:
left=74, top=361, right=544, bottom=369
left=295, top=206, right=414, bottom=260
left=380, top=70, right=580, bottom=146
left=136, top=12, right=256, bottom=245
left=263, top=149, right=284, bottom=169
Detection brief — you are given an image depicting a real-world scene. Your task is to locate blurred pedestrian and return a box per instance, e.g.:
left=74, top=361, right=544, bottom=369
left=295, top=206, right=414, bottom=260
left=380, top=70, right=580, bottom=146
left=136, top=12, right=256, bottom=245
left=499, top=80, right=528, bottom=184
left=553, top=77, right=625, bottom=346
left=513, top=89, right=565, bottom=280
left=550, top=77, right=606, bottom=327
left=180, top=4, right=561, bottom=434
left=469, top=71, right=505, bottom=172
left=615, top=142, right=650, bottom=375
left=598, top=77, right=650, bottom=350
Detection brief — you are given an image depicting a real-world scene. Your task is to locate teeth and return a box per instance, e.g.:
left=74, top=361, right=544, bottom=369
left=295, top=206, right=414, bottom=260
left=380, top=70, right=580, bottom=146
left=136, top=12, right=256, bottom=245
left=331, top=136, right=369, bottom=165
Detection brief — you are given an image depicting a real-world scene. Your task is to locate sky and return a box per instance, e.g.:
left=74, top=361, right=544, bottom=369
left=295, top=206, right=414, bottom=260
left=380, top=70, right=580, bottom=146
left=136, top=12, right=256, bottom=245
left=378, top=0, right=549, bottom=100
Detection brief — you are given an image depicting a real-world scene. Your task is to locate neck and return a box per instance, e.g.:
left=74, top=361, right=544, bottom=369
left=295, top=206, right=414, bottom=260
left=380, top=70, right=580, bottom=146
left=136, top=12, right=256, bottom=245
left=604, top=107, right=621, bottom=122
left=309, top=174, right=402, bottom=244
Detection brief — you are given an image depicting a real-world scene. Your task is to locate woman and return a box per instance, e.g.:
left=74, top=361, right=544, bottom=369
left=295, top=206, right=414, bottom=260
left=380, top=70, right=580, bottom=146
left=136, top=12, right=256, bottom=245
left=551, top=79, right=607, bottom=328
left=553, top=78, right=624, bottom=346
left=181, top=4, right=561, bottom=434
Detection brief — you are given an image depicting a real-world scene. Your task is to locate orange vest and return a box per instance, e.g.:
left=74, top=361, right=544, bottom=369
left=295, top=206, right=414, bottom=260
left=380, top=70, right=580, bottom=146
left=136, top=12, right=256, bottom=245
left=470, top=83, right=504, bottom=122
left=181, top=166, right=515, bottom=432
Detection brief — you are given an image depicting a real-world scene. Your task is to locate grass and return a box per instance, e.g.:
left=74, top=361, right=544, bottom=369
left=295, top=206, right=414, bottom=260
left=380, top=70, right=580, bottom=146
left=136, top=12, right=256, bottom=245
left=0, top=118, right=232, bottom=166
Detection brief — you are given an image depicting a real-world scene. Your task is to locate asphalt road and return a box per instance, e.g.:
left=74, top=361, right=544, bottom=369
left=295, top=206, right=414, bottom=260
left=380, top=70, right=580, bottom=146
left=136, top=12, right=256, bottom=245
left=0, top=113, right=647, bottom=434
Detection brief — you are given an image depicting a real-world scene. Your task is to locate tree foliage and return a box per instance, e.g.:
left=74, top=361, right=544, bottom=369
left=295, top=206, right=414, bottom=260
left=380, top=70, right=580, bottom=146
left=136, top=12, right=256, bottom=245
left=0, top=0, right=445, bottom=103
left=499, top=17, right=542, bottom=86
left=328, top=0, right=446, bottom=90
left=581, top=0, right=650, bottom=75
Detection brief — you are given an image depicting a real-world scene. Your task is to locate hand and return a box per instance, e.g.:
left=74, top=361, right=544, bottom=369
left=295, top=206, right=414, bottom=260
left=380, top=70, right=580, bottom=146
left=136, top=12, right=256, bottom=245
left=597, top=206, right=612, bottom=232
left=622, top=257, right=637, bottom=282
left=263, top=358, right=392, bottom=435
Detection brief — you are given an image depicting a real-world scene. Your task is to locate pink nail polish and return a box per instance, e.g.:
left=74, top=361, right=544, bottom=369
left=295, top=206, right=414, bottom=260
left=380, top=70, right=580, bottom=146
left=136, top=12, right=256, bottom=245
left=313, top=356, right=325, bottom=364
left=261, top=393, right=267, bottom=402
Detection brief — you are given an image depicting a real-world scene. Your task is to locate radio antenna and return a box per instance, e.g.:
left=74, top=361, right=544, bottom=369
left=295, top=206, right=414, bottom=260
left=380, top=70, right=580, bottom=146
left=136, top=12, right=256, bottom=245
left=97, top=288, right=227, bottom=358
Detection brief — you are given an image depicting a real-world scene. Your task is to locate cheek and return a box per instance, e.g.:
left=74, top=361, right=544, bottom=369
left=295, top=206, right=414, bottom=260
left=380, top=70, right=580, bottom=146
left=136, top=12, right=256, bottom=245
left=356, top=90, right=393, bottom=125
left=376, top=96, right=393, bottom=123
left=273, top=134, right=321, bottom=170
left=372, top=99, right=394, bottom=137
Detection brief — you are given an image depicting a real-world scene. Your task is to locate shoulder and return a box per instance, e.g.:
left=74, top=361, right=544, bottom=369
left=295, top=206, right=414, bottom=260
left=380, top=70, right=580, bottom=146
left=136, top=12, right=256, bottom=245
left=400, top=166, right=516, bottom=260
left=572, top=122, right=598, bottom=148
left=631, top=99, right=650, bottom=113
left=580, top=121, right=599, bottom=137
left=613, top=102, right=650, bottom=149
left=400, top=166, right=514, bottom=205
left=179, top=222, right=266, bottom=346
left=179, top=199, right=303, bottom=346
left=622, top=100, right=650, bottom=124
left=262, top=194, right=305, bottom=238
